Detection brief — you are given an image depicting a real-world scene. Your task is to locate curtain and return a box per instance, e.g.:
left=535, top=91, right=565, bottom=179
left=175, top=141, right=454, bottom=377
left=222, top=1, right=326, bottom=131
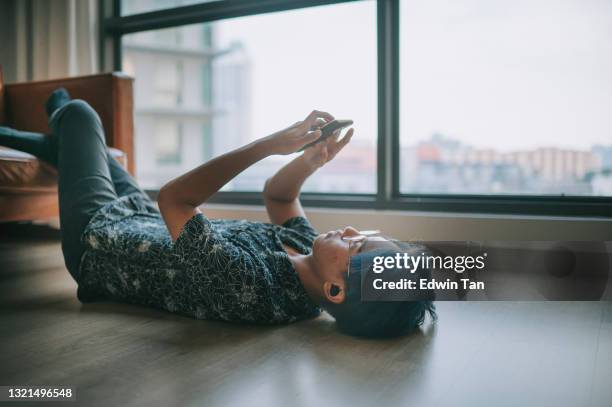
left=15, top=0, right=99, bottom=81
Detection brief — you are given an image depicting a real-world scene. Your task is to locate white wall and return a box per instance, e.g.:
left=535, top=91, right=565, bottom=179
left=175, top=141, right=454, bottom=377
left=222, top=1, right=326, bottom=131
left=203, top=204, right=612, bottom=241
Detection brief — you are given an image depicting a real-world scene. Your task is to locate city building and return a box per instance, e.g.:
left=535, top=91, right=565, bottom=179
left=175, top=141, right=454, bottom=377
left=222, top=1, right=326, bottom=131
left=401, top=133, right=610, bottom=195
left=123, top=24, right=251, bottom=189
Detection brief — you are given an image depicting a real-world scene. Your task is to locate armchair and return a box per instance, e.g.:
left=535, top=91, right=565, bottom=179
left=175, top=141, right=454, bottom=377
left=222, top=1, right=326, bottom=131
left=0, top=69, right=135, bottom=222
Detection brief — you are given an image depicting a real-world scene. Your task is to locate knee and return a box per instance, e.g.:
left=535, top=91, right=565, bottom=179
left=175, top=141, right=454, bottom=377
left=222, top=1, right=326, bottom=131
left=51, top=99, right=105, bottom=145
left=61, top=100, right=97, bottom=120
left=54, top=99, right=101, bottom=129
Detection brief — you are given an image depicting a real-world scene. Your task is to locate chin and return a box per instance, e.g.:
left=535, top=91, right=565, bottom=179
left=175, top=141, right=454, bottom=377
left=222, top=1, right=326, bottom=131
left=313, top=233, right=325, bottom=248
left=312, top=237, right=322, bottom=255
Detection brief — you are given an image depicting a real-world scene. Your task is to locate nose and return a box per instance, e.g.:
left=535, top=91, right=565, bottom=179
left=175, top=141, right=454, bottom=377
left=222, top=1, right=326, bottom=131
left=341, top=226, right=360, bottom=238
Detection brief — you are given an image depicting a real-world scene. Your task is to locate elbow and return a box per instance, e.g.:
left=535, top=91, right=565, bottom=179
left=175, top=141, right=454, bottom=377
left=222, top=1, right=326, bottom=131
left=263, top=178, right=271, bottom=199
left=157, top=183, right=173, bottom=215
left=263, top=179, right=295, bottom=203
left=263, top=178, right=287, bottom=203
left=263, top=178, right=276, bottom=202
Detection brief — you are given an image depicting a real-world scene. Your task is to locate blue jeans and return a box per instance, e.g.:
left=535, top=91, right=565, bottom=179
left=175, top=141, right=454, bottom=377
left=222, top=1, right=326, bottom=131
left=48, top=100, right=149, bottom=282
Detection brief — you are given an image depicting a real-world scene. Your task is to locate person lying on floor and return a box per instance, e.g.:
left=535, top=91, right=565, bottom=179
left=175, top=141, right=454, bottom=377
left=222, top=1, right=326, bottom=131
left=0, top=89, right=435, bottom=338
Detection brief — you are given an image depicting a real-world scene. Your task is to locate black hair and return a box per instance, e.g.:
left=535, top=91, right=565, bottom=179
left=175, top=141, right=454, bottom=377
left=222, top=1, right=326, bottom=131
left=323, top=242, right=437, bottom=338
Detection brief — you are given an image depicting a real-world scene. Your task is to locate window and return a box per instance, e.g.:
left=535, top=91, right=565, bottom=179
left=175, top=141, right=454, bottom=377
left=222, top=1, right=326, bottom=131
left=105, top=0, right=612, bottom=216
left=121, top=0, right=215, bottom=16
left=153, top=60, right=182, bottom=106
left=154, top=120, right=182, bottom=164
left=121, top=1, right=377, bottom=192
left=123, top=24, right=213, bottom=188
left=399, top=0, right=612, bottom=197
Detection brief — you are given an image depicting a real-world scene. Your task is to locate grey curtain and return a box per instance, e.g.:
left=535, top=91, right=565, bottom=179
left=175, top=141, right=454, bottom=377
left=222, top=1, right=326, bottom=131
left=9, top=0, right=99, bottom=82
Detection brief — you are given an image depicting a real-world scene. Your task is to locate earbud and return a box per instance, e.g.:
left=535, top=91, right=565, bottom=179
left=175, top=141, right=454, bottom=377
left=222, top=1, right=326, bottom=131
left=330, top=284, right=341, bottom=297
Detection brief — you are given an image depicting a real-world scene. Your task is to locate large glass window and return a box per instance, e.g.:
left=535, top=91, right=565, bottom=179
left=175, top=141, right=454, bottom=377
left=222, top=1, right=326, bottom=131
left=154, top=120, right=182, bottom=164
left=122, top=1, right=377, bottom=192
left=121, top=0, right=215, bottom=16
left=399, top=0, right=612, bottom=196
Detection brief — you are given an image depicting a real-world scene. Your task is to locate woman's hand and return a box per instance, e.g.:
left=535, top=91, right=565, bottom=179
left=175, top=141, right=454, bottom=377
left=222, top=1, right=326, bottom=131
left=302, top=127, right=354, bottom=169
left=264, top=110, right=334, bottom=155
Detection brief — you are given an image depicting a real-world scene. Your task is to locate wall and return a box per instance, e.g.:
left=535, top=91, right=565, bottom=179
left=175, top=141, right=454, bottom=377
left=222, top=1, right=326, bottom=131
left=203, top=204, right=612, bottom=241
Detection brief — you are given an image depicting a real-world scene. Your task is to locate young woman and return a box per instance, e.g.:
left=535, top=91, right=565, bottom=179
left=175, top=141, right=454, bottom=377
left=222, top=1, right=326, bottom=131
left=0, top=90, right=435, bottom=338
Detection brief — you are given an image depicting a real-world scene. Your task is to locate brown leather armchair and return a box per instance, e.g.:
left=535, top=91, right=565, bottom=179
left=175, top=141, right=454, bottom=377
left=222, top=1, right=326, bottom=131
left=0, top=69, right=135, bottom=222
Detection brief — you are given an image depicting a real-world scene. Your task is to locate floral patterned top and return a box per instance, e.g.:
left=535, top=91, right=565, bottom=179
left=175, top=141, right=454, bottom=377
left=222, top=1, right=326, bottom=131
left=77, top=193, right=321, bottom=324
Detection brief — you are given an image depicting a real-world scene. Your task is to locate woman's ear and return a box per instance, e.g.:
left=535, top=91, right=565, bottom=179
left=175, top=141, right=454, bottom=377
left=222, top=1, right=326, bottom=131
left=323, top=281, right=346, bottom=304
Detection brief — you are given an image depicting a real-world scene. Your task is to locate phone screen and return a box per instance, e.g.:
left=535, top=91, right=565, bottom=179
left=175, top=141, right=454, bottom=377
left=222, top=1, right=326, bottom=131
left=299, top=119, right=353, bottom=151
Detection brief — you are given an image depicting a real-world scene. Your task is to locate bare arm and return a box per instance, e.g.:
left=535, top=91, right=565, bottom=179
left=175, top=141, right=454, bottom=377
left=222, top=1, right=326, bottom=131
left=158, top=140, right=270, bottom=240
left=263, top=155, right=318, bottom=225
left=263, top=127, right=354, bottom=225
left=158, top=110, right=333, bottom=241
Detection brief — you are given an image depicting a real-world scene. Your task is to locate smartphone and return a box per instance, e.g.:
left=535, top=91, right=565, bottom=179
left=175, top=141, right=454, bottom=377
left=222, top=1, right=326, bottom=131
left=299, top=119, right=353, bottom=151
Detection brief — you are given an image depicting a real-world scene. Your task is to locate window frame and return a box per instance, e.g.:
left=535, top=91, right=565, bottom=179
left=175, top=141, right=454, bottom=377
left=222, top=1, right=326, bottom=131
left=101, top=0, right=612, bottom=217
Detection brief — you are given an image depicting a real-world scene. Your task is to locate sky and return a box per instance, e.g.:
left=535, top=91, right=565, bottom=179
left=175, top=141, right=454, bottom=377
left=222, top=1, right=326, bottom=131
left=215, top=1, right=377, bottom=148
left=215, top=0, right=611, bottom=152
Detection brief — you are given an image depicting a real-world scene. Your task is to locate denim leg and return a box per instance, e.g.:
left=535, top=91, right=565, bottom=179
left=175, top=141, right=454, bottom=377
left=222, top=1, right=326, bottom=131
left=50, top=100, right=118, bottom=282
left=0, top=127, right=57, bottom=166
left=0, top=127, right=149, bottom=199
left=107, top=153, right=151, bottom=202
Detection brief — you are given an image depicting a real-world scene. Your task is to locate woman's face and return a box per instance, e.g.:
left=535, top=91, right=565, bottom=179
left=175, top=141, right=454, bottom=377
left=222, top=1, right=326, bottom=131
left=312, top=226, right=362, bottom=275
left=311, top=226, right=371, bottom=304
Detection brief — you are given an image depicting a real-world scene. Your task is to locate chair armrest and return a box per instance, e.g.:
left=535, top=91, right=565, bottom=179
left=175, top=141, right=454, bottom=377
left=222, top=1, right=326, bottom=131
left=1, top=72, right=135, bottom=174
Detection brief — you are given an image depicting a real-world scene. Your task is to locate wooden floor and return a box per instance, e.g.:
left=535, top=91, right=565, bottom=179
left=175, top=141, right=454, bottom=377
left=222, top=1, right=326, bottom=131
left=1, top=223, right=611, bottom=407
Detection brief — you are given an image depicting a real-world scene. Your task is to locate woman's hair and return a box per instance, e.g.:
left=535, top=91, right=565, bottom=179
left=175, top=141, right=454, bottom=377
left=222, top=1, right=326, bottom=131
left=323, top=242, right=437, bottom=338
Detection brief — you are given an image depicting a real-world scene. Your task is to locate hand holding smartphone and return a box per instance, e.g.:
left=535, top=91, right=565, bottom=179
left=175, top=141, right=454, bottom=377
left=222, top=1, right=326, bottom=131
left=299, top=119, right=353, bottom=152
